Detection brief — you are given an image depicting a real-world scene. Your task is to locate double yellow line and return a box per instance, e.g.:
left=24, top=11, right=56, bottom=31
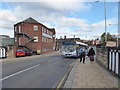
left=56, top=68, right=71, bottom=90
left=56, top=59, right=78, bottom=90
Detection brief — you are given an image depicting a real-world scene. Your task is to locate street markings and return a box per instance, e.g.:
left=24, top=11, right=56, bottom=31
left=48, top=60, right=54, bottom=62
left=48, top=58, right=57, bottom=62
left=0, top=64, right=40, bottom=81
left=56, top=68, right=71, bottom=90
left=56, top=59, right=78, bottom=90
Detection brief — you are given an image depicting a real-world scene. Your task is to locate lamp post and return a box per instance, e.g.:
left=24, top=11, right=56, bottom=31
left=104, top=0, right=107, bottom=44
left=95, top=0, right=107, bottom=44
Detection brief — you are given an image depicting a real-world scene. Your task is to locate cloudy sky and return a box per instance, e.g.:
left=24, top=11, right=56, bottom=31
left=0, top=0, right=118, bottom=40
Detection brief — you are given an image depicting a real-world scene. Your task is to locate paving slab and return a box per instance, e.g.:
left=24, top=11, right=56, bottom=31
left=64, top=57, right=119, bottom=89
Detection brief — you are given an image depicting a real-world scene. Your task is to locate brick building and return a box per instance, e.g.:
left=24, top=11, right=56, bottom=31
left=14, top=17, right=55, bottom=55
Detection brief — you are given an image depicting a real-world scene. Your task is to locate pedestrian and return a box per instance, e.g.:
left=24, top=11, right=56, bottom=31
left=79, top=47, right=87, bottom=64
left=87, top=47, right=95, bottom=62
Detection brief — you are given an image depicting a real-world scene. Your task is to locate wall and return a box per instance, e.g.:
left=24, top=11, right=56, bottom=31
left=14, top=23, right=42, bottom=52
left=7, top=48, right=14, bottom=58
left=14, top=22, right=55, bottom=55
left=96, top=47, right=108, bottom=68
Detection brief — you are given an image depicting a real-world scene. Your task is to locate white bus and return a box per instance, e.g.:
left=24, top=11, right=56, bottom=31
left=61, top=41, right=88, bottom=57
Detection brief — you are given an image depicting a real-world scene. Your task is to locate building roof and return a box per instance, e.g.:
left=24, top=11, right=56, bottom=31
left=21, top=17, right=40, bottom=24
left=0, top=35, right=10, bottom=39
left=14, top=17, right=56, bottom=34
left=49, top=28, right=56, bottom=35
left=0, top=38, right=14, bottom=46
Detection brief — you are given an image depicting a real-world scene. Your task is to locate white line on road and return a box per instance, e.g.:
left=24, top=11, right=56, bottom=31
left=48, top=60, right=54, bottom=62
left=0, top=64, right=40, bottom=81
left=47, top=58, right=58, bottom=62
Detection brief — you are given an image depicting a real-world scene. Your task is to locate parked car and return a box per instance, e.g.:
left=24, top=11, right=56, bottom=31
left=16, top=49, right=25, bottom=57
left=23, top=50, right=33, bottom=56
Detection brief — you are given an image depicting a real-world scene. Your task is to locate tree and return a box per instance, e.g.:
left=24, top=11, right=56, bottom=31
left=101, top=32, right=116, bottom=43
left=101, top=33, right=106, bottom=42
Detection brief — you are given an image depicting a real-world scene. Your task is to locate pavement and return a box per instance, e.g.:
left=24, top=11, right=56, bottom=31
left=64, top=56, right=119, bottom=89
left=1, top=51, right=60, bottom=64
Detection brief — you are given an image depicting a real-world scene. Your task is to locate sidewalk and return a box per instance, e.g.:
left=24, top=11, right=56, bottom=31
left=64, top=57, right=119, bottom=89
left=1, top=51, right=60, bottom=64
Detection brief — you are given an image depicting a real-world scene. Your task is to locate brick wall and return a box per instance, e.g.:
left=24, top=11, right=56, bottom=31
left=96, top=47, right=108, bottom=68
left=14, top=22, right=55, bottom=55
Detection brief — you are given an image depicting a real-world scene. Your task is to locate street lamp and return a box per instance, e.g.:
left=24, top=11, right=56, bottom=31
left=95, top=0, right=107, bottom=44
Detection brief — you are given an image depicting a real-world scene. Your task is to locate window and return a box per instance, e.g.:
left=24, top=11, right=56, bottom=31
left=50, top=32, right=53, bottom=36
left=42, top=27, right=47, bottom=33
left=18, top=26, right=21, bottom=33
left=19, top=38, right=21, bottom=45
left=42, top=37, right=46, bottom=42
left=15, top=27, right=17, bottom=32
left=44, top=28, right=47, bottom=33
left=34, top=25, right=38, bottom=31
left=15, top=37, right=17, bottom=42
left=19, top=29, right=21, bottom=33
left=49, top=31, right=51, bottom=35
left=47, top=30, right=48, bottom=34
left=19, top=26, right=21, bottom=31
left=34, top=36, right=38, bottom=42
left=42, top=27, right=44, bottom=32
left=42, top=46, right=47, bottom=52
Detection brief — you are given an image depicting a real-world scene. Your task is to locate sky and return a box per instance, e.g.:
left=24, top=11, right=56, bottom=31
left=0, top=0, right=119, bottom=40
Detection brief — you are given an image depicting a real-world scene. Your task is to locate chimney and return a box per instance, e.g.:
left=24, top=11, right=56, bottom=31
left=64, top=36, right=66, bottom=39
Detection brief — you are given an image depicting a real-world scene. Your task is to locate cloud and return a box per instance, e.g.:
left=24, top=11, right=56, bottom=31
left=2, top=0, right=119, bottom=2
left=0, top=28, right=14, bottom=37
left=0, top=2, right=91, bottom=37
left=0, top=2, right=117, bottom=40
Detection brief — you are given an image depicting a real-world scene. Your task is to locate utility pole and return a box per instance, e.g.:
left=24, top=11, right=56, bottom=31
left=95, top=0, right=107, bottom=45
left=104, top=0, right=107, bottom=44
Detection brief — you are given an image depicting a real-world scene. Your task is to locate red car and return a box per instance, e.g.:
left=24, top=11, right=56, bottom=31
left=16, top=49, right=25, bottom=57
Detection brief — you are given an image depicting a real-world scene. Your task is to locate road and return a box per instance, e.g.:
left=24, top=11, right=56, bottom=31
left=2, top=52, right=77, bottom=88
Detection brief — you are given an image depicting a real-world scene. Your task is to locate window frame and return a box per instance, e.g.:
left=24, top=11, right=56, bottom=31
left=34, top=25, right=38, bottom=31
left=42, top=37, right=47, bottom=42
left=34, top=36, right=38, bottom=42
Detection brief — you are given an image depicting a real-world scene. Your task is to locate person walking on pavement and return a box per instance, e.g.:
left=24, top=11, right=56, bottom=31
left=79, top=47, right=87, bottom=64
left=87, top=47, right=95, bottom=62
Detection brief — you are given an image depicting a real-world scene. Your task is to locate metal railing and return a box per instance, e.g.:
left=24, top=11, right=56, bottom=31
left=17, top=32, right=35, bottom=50
left=108, top=47, right=120, bottom=77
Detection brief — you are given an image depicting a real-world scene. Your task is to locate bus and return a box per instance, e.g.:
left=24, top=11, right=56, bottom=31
left=61, top=40, right=88, bottom=57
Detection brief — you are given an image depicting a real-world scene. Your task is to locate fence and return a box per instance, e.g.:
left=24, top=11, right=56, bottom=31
left=96, top=46, right=108, bottom=68
left=0, top=47, right=7, bottom=59
left=108, top=47, right=120, bottom=76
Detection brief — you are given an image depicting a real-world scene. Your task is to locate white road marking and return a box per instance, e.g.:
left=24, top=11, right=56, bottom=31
left=48, top=58, right=57, bottom=62
left=0, top=64, right=40, bottom=81
left=48, top=60, right=54, bottom=62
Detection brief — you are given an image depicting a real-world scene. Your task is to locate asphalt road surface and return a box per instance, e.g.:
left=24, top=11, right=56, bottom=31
left=2, top=52, right=78, bottom=88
